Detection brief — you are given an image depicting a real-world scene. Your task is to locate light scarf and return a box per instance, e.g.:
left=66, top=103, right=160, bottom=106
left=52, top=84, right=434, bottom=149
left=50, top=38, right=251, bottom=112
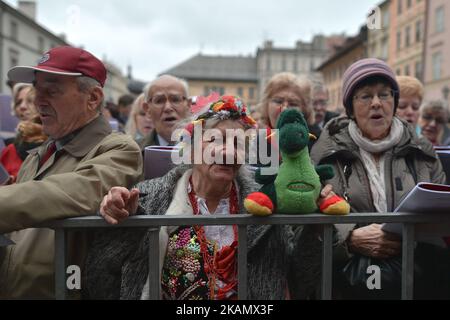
left=348, top=117, right=404, bottom=212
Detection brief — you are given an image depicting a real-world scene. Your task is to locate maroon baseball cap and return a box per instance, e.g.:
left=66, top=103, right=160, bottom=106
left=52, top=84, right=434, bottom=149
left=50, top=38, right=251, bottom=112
left=8, top=46, right=107, bottom=87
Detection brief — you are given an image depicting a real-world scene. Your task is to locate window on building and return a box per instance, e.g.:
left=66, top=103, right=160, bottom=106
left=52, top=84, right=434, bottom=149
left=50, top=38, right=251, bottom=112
left=432, top=52, right=442, bottom=80
left=237, top=87, right=244, bottom=97
left=371, top=44, right=377, bottom=57
left=415, top=20, right=422, bottom=43
left=405, top=26, right=411, bottom=47
left=381, top=37, right=389, bottom=60
left=10, top=20, right=18, bottom=41
left=405, top=65, right=410, bottom=76
left=398, top=0, right=403, bottom=15
left=397, top=31, right=402, bottom=50
left=436, top=6, right=445, bottom=33
left=249, top=87, right=255, bottom=100
left=415, top=61, right=422, bottom=80
left=219, top=87, right=225, bottom=95
left=383, top=10, right=390, bottom=29
left=266, top=57, right=271, bottom=71
left=281, top=57, right=286, bottom=71
left=407, top=0, right=412, bottom=9
left=397, top=68, right=402, bottom=76
left=38, top=36, right=45, bottom=53
left=293, top=59, right=298, bottom=72
left=9, top=49, right=19, bottom=69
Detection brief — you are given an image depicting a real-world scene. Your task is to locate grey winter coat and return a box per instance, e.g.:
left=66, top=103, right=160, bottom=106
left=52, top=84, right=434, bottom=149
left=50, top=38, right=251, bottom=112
left=84, top=166, right=322, bottom=300
left=310, top=116, right=446, bottom=244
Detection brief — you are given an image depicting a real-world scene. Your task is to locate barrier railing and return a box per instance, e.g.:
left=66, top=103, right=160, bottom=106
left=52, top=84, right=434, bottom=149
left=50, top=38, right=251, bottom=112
left=42, top=212, right=450, bottom=300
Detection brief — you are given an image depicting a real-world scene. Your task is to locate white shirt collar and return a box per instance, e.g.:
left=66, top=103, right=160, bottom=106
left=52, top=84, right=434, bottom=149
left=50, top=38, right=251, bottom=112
left=157, top=134, right=170, bottom=146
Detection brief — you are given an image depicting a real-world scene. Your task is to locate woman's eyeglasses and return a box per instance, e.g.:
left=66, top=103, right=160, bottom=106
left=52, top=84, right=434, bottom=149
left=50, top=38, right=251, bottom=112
left=421, top=113, right=447, bottom=125
left=148, top=94, right=187, bottom=108
left=353, top=90, right=395, bottom=106
left=270, top=97, right=304, bottom=109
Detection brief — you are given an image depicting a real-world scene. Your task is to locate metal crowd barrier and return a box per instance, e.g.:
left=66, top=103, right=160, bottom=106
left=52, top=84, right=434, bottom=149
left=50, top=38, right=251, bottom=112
left=42, top=212, right=450, bottom=300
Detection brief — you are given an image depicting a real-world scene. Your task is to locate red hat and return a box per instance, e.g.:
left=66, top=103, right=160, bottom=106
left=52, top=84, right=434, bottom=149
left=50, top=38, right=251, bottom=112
left=8, top=46, right=107, bottom=87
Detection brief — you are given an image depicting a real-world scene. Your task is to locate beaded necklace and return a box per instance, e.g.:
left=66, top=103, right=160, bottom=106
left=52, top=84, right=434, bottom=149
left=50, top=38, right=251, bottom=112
left=188, top=176, right=239, bottom=300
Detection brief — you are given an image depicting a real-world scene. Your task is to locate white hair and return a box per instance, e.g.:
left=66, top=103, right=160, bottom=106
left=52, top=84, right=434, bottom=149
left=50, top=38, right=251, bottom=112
left=143, top=74, right=189, bottom=103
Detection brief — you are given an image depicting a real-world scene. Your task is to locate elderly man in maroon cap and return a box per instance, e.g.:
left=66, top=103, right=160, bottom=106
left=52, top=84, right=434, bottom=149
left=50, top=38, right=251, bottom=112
left=0, top=46, right=142, bottom=299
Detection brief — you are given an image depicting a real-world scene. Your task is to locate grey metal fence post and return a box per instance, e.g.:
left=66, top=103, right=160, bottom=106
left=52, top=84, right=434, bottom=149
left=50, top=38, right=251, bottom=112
left=54, top=228, right=66, bottom=300
left=238, top=225, right=248, bottom=300
left=402, top=223, right=415, bottom=300
left=148, top=228, right=161, bottom=300
left=321, top=224, right=333, bottom=300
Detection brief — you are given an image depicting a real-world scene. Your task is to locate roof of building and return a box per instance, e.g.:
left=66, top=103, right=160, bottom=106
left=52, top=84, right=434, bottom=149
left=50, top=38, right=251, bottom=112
left=160, top=53, right=258, bottom=82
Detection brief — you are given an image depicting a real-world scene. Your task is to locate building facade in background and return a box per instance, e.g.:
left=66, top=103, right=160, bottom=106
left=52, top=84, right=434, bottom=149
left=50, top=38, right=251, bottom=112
left=255, top=35, right=346, bottom=97
left=103, top=61, right=130, bottom=103
left=161, top=54, right=258, bottom=107
left=390, top=0, right=426, bottom=80
left=0, top=1, right=68, bottom=94
left=316, top=27, right=368, bottom=112
left=367, top=0, right=391, bottom=62
left=161, top=35, right=346, bottom=107
left=0, top=1, right=130, bottom=103
left=423, top=0, right=450, bottom=103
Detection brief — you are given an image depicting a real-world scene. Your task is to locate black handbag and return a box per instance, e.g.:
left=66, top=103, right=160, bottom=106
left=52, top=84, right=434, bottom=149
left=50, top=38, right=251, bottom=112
left=340, top=243, right=450, bottom=300
left=341, top=254, right=402, bottom=299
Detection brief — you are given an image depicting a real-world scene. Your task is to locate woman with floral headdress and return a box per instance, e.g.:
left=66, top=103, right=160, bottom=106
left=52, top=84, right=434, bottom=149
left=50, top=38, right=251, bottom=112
left=85, top=95, right=331, bottom=300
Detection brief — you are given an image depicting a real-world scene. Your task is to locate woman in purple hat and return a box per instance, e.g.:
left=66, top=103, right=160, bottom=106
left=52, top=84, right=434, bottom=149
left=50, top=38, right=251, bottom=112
left=311, top=58, right=449, bottom=299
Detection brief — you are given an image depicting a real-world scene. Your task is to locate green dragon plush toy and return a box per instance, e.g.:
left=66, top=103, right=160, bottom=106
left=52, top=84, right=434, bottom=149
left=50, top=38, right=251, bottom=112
left=244, top=109, right=350, bottom=216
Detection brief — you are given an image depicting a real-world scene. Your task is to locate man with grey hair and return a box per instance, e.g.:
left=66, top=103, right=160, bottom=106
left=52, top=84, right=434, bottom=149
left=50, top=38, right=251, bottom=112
left=0, top=46, right=142, bottom=299
left=311, top=80, right=339, bottom=129
left=140, top=74, right=191, bottom=148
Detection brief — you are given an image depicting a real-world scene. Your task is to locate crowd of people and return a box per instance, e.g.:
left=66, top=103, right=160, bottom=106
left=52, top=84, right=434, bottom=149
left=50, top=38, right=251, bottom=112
left=0, top=45, right=449, bottom=300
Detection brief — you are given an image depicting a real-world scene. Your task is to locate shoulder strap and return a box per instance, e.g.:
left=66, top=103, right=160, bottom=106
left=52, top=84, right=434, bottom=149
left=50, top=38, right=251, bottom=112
left=405, top=157, right=417, bottom=184
left=405, top=156, right=418, bottom=184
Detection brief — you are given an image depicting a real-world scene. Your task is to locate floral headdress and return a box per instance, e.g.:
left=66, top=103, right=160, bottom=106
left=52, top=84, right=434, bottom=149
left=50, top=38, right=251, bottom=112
left=184, top=94, right=256, bottom=137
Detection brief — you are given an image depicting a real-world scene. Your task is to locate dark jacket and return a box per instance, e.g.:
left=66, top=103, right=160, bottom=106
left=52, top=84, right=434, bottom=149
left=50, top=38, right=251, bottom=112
left=138, top=129, right=161, bottom=150
left=85, top=166, right=322, bottom=300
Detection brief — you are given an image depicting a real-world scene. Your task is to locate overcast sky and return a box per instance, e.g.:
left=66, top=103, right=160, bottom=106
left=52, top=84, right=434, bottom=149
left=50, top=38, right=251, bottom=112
left=6, top=0, right=379, bottom=81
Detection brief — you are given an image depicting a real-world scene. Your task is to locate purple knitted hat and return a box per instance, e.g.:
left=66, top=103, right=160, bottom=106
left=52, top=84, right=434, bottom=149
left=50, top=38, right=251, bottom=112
left=342, top=58, right=399, bottom=117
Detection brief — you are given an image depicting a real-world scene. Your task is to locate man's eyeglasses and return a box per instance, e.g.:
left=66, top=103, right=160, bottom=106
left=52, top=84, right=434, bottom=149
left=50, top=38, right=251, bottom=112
left=313, top=99, right=329, bottom=107
left=270, top=97, right=304, bottom=109
left=353, top=90, right=395, bottom=106
left=421, top=113, right=447, bottom=125
left=148, top=94, right=187, bottom=108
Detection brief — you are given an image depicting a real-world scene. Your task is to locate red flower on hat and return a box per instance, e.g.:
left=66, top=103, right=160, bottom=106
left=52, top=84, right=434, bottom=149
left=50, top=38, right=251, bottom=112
left=222, top=96, right=235, bottom=104
left=219, top=96, right=238, bottom=112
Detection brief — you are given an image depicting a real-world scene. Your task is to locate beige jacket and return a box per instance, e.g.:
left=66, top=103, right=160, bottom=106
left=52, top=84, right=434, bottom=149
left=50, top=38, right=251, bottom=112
left=0, top=116, right=142, bottom=299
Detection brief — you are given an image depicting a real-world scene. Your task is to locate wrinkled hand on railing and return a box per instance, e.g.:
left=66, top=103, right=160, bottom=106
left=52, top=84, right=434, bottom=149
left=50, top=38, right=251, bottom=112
left=99, top=187, right=140, bottom=225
